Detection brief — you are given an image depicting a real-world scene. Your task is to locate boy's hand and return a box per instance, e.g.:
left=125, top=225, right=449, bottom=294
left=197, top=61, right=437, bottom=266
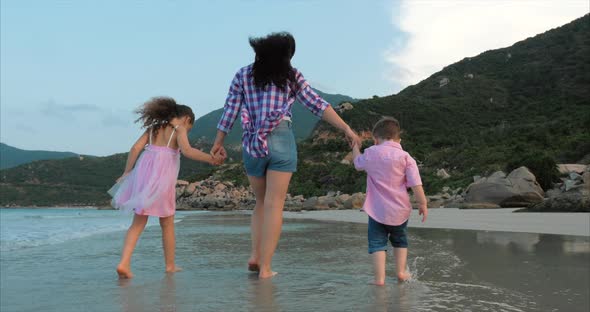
left=419, top=205, right=428, bottom=223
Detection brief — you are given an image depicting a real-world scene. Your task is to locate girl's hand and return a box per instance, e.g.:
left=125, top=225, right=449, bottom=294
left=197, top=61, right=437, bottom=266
left=210, top=143, right=227, bottom=161
left=210, top=154, right=224, bottom=166
left=116, top=172, right=129, bottom=183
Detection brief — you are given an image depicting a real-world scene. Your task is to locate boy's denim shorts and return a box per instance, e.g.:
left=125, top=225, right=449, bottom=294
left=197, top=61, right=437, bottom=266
left=368, top=216, right=409, bottom=254
left=243, top=120, right=297, bottom=177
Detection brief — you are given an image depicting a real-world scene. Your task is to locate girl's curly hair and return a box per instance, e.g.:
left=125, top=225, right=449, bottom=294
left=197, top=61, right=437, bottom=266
left=135, top=97, right=178, bottom=137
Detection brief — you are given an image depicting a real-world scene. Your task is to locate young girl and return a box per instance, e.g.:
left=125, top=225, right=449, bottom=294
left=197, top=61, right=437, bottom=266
left=111, top=97, right=221, bottom=279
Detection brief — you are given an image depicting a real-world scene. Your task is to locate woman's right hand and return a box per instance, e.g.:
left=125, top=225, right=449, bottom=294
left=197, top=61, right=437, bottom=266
left=345, top=127, right=362, bottom=149
left=210, top=142, right=227, bottom=161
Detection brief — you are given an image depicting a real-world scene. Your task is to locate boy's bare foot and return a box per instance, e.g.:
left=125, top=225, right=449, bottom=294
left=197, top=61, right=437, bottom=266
left=165, top=266, right=182, bottom=273
left=116, top=265, right=133, bottom=279
left=397, top=271, right=412, bottom=282
left=258, top=270, right=277, bottom=279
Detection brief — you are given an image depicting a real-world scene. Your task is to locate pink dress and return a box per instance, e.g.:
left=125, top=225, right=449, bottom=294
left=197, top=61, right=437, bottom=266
left=109, top=126, right=180, bottom=217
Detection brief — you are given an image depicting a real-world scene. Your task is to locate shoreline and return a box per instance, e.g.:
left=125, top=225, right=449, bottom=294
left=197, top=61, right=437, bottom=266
left=283, top=208, right=590, bottom=237
left=2, top=206, right=589, bottom=236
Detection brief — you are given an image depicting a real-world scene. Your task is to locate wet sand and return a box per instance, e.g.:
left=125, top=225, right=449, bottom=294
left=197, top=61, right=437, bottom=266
left=284, top=208, right=590, bottom=236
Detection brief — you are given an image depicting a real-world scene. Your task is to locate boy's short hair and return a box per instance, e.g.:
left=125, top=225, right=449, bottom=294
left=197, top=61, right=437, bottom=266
left=372, top=117, right=401, bottom=140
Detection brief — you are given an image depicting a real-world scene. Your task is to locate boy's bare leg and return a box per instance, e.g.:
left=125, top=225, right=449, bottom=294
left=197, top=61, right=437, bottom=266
left=117, top=214, right=149, bottom=278
left=372, top=251, right=386, bottom=286
left=160, top=215, right=181, bottom=273
left=394, top=248, right=411, bottom=281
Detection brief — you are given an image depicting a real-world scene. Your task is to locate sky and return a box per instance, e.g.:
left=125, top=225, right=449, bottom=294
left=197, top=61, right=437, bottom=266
left=1, top=0, right=587, bottom=156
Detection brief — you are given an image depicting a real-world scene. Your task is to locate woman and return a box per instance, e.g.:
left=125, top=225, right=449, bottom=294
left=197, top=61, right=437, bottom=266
left=211, top=32, right=360, bottom=279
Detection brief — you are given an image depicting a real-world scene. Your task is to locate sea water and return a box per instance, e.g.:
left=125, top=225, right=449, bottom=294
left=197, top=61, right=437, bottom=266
left=1, top=208, right=588, bottom=312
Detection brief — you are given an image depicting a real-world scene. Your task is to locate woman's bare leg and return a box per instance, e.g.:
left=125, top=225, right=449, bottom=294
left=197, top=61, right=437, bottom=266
left=117, top=214, right=149, bottom=278
left=248, top=175, right=267, bottom=271
left=258, top=170, right=292, bottom=278
left=160, top=215, right=181, bottom=273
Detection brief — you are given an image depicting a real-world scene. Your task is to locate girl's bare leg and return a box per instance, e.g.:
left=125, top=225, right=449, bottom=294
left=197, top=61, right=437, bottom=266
left=247, top=175, right=267, bottom=272
left=394, top=248, right=411, bottom=281
left=160, top=215, right=181, bottom=273
left=117, top=214, right=149, bottom=278
left=258, top=170, right=292, bottom=279
left=372, top=251, right=387, bottom=286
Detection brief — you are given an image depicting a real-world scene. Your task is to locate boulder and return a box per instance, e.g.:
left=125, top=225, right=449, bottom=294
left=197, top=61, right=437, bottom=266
left=336, top=194, right=351, bottom=204
left=527, top=190, right=590, bottom=212
left=303, top=197, right=319, bottom=210
left=184, top=182, right=199, bottom=196
left=344, top=193, right=365, bottom=209
left=214, top=183, right=227, bottom=192
left=459, top=203, right=501, bottom=209
left=317, top=196, right=337, bottom=209
left=436, top=169, right=451, bottom=179
left=584, top=171, right=590, bottom=192
left=569, top=172, right=583, bottom=182
left=465, top=167, right=544, bottom=207
left=176, top=180, right=189, bottom=186
left=557, top=164, right=587, bottom=174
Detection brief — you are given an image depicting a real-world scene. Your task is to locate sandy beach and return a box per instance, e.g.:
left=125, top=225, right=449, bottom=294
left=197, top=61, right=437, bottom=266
left=284, top=208, right=590, bottom=236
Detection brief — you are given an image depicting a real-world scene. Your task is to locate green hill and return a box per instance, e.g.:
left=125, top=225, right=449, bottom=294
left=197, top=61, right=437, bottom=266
left=1, top=15, right=588, bottom=206
left=189, top=89, right=357, bottom=144
left=0, top=141, right=242, bottom=206
left=216, top=14, right=590, bottom=197
left=0, top=143, right=79, bottom=169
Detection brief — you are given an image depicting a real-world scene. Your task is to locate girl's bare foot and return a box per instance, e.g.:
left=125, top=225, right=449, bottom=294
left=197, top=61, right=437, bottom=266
left=165, top=266, right=182, bottom=273
left=116, top=265, right=133, bottom=279
left=258, top=270, right=277, bottom=279
left=397, top=271, right=412, bottom=282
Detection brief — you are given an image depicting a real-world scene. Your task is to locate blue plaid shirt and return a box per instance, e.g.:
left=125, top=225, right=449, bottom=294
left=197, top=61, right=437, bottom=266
left=217, top=64, right=330, bottom=157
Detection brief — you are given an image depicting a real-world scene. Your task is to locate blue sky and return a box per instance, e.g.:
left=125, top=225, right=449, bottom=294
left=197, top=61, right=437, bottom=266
left=1, top=0, right=586, bottom=156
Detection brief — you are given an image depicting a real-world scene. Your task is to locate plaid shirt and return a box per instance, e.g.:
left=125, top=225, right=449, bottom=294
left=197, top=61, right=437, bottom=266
left=217, top=64, right=330, bottom=157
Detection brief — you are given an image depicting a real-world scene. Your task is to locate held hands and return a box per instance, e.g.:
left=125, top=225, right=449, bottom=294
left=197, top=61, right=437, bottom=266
left=345, top=127, right=362, bottom=149
left=210, top=142, right=227, bottom=166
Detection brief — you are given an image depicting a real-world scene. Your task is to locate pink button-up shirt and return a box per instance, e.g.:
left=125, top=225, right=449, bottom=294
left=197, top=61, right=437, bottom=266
left=353, top=141, right=422, bottom=226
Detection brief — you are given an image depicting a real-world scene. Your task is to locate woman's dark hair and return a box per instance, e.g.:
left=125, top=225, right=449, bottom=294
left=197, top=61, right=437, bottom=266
left=135, top=97, right=178, bottom=137
left=249, top=32, right=296, bottom=90
left=176, top=104, right=195, bottom=125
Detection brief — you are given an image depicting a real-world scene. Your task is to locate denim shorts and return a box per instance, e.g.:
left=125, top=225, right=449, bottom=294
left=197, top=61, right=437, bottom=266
left=368, top=216, right=408, bottom=254
left=243, top=120, right=297, bottom=177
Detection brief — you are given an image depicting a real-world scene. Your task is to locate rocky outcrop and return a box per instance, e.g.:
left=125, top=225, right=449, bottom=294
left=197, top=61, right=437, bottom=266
left=464, top=167, right=544, bottom=208
left=525, top=166, right=590, bottom=212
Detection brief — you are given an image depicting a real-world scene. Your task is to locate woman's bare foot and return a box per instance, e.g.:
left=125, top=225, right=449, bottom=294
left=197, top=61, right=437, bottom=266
left=165, top=266, right=182, bottom=273
left=397, top=271, right=412, bottom=282
left=116, top=265, right=133, bottom=279
left=248, top=258, right=260, bottom=272
left=258, top=270, right=277, bottom=279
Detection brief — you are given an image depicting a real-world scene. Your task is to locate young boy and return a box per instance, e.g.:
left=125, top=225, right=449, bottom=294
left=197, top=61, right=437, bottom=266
left=352, top=117, right=428, bottom=285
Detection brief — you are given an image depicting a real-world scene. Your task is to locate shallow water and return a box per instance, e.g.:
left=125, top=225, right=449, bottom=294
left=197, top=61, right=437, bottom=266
left=1, top=209, right=588, bottom=312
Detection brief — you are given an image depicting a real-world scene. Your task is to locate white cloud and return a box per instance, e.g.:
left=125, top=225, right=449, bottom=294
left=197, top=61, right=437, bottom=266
left=386, top=0, right=588, bottom=92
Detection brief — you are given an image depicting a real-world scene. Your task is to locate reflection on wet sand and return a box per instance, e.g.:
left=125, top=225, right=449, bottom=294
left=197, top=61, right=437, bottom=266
left=248, top=274, right=280, bottom=312
left=118, top=274, right=177, bottom=312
